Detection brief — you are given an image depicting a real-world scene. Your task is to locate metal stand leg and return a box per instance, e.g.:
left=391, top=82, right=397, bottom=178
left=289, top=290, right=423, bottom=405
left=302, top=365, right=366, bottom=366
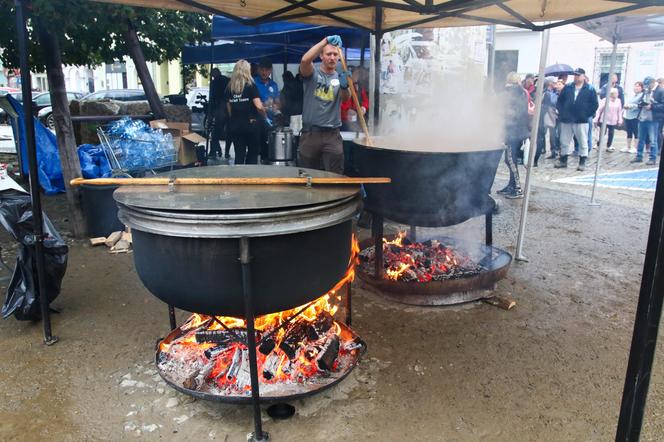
left=485, top=212, right=493, bottom=246
left=345, top=281, right=352, bottom=326
left=16, top=0, right=56, bottom=346
left=372, top=213, right=384, bottom=279
left=168, top=305, right=177, bottom=331
left=409, top=225, right=417, bottom=243
left=239, top=238, right=269, bottom=442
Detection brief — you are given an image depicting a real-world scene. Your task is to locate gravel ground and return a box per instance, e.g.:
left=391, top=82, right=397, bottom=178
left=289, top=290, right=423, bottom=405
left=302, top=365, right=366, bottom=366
left=0, top=157, right=662, bottom=441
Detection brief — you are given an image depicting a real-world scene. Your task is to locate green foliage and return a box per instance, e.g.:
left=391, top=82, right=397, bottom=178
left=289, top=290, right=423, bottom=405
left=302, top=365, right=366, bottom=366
left=0, top=0, right=210, bottom=72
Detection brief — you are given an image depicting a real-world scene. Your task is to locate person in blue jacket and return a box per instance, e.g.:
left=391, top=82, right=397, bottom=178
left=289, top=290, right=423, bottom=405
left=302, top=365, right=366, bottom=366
left=554, top=68, right=599, bottom=171
left=253, top=58, right=280, bottom=162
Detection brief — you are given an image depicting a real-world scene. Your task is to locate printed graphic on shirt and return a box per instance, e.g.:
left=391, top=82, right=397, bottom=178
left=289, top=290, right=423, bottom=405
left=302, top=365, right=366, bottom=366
left=314, top=83, right=335, bottom=102
left=229, top=94, right=249, bottom=104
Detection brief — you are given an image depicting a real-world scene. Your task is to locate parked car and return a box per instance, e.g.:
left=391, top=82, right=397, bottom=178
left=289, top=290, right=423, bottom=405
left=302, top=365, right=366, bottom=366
left=34, top=92, right=85, bottom=129
left=38, top=90, right=145, bottom=129
left=79, top=89, right=147, bottom=102
left=187, top=87, right=210, bottom=134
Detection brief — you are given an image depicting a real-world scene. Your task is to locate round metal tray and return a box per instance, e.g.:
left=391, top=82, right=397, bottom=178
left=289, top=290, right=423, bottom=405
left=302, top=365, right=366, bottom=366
left=356, top=235, right=512, bottom=306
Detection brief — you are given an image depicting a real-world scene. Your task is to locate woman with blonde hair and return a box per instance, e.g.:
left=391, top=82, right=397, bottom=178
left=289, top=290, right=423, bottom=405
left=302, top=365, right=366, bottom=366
left=225, top=59, right=266, bottom=164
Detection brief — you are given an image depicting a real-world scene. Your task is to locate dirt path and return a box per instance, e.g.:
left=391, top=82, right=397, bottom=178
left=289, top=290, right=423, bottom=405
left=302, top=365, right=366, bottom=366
left=0, top=177, right=661, bottom=441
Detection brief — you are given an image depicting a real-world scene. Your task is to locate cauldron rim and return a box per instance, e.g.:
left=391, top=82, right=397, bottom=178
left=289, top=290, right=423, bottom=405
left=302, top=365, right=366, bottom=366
left=351, top=139, right=504, bottom=154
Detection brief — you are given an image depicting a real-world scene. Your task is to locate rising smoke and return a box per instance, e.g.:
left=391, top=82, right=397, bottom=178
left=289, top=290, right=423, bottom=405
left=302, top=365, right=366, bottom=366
left=373, top=72, right=507, bottom=152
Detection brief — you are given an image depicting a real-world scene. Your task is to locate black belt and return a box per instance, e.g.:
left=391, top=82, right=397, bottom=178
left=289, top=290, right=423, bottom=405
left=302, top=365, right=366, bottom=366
left=302, top=125, right=340, bottom=132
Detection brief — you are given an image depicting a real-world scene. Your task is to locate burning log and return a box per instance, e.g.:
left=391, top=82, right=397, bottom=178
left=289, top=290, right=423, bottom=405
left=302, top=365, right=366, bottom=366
left=317, top=334, right=340, bottom=371
left=262, top=352, right=281, bottom=381
left=279, top=320, right=310, bottom=359
left=258, top=338, right=276, bottom=355
left=305, top=311, right=334, bottom=341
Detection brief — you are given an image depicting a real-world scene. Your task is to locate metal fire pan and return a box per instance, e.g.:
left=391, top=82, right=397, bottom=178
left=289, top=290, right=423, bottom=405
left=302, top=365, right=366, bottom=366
left=155, top=323, right=367, bottom=405
left=114, top=165, right=359, bottom=213
left=356, top=235, right=512, bottom=306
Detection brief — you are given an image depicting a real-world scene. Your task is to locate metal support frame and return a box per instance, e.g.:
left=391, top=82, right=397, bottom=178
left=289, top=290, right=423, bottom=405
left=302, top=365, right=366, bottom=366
left=409, top=225, right=417, bottom=243
left=15, top=0, right=57, bottom=346
left=239, top=237, right=269, bottom=442
left=371, top=213, right=384, bottom=279
left=590, top=37, right=619, bottom=206
left=168, top=305, right=177, bottom=331
left=515, top=27, right=550, bottom=262
left=485, top=212, right=493, bottom=246
left=616, top=150, right=664, bottom=441
left=345, top=281, right=352, bottom=326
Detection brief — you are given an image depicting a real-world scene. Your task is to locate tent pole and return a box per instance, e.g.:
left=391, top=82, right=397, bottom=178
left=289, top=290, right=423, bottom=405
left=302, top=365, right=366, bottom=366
left=372, top=6, right=382, bottom=129
left=360, top=40, right=366, bottom=67
left=615, top=141, right=664, bottom=441
left=590, top=36, right=618, bottom=206
left=14, top=0, right=58, bottom=345
left=515, top=28, right=550, bottom=262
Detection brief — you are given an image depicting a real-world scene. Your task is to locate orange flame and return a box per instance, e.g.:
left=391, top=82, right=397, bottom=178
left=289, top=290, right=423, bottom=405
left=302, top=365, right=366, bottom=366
left=159, top=235, right=360, bottom=386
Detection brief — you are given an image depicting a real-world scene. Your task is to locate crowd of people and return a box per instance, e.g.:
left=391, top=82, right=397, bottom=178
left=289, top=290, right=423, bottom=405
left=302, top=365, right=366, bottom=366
left=499, top=69, right=664, bottom=199
left=204, top=35, right=369, bottom=173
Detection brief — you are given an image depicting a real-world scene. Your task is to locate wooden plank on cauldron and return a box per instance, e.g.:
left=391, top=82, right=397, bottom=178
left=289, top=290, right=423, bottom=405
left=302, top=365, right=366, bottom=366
left=317, top=335, right=340, bottom=371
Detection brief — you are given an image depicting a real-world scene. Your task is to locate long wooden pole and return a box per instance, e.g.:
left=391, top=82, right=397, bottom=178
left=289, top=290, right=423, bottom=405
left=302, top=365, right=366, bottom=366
left=338, top=47, right=373, bottom=146
left=70, top=177, right=391, bottom=186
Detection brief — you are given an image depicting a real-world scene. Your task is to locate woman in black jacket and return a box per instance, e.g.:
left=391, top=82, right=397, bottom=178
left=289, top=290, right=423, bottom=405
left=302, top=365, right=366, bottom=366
left=499, top=72, right=531, bottom=199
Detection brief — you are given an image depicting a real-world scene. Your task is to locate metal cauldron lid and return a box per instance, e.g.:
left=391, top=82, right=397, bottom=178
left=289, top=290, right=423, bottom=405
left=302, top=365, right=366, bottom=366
left=113, top=165, right=360, bottom=212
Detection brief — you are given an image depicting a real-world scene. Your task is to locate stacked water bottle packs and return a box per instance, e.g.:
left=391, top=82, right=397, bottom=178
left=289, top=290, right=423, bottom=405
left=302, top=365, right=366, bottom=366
left=101, top=118, right=177, bottom=173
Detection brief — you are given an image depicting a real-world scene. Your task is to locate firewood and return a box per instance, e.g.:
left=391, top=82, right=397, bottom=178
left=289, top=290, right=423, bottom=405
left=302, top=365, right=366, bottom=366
left=262, top=352, right=281, bottom=380
left=104, top=231, right=122, bottom=247
left=110, top=239, right=131, bottom=253
left=121, top=230, right=132, bottom=243
left=279, top=320, right=309, bottom=359
left=305, top=311, right=334, bottom=341
left=258, top=337, right=276, bottom=355
left=482, top=295, right=516, bottom=310
left=195, top=330, right=242, bottom=345
left=316, top=334, right=340, bottom=371
left=89, top=237, right=106, bottom=246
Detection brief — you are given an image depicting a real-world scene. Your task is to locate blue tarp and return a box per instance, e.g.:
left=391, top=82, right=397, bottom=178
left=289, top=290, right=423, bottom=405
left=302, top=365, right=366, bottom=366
left=7, top=94, right=64, bottom=195
left=211, top=16, right=369, bottom=48
left=182, top=41, right=369, bottom=65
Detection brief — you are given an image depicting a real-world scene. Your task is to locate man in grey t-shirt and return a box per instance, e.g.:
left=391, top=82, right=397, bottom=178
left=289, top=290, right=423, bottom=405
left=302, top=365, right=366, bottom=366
left=298, top=35, right=350, bottom=174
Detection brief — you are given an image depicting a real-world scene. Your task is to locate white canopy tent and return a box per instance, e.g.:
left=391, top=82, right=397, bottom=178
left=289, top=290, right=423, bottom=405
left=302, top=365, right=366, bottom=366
left=12, top=1, right=664, bottom=440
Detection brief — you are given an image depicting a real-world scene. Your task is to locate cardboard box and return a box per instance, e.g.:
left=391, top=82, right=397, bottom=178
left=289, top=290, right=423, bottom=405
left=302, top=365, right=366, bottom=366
left=150, top=119, right=204, bottom=166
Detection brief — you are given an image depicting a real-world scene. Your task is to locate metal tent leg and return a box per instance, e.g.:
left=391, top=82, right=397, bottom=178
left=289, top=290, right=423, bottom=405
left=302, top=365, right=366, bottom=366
left=15, top=0, right=57, bottom=346
left=239, top=237, right=269, bottom=442
left=615, top=158, right=664, bottom=441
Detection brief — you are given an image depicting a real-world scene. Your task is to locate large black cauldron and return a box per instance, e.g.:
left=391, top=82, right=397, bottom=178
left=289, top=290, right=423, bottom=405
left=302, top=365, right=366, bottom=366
left=114, top=166, right=361, bottom=317
left=352, top=139, right=503, bottom=226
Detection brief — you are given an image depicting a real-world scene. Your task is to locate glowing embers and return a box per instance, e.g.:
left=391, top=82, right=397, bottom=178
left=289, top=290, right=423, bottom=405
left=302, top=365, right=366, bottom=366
left=156, top=294, right=365, bottom=402
left=359, top=232, right=485, bottom=282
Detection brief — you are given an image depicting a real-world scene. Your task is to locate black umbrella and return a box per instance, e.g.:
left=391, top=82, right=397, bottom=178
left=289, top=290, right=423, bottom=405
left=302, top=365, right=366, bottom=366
left=545, top=63, right=575, bottom=77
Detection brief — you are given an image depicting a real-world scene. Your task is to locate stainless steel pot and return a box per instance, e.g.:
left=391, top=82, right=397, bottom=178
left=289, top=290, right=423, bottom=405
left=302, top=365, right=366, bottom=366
left=268, top=128, right=294, bottom=164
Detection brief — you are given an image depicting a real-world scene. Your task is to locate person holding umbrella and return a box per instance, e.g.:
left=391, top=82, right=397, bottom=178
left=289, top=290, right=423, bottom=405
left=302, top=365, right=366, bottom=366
left=297, top=35, right=351, bottom=174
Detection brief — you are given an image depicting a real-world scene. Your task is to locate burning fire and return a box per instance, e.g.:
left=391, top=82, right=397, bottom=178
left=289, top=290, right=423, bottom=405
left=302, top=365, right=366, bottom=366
left=157, top=236, right=363, bottom=395
left=360, top=232, right=484, bottom=282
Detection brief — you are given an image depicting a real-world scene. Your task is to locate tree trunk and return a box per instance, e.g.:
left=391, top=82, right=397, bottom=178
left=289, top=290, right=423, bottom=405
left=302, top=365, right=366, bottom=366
left=122, top=20, right=166, bottom=119
left=36, top=23, right=86, bottom=238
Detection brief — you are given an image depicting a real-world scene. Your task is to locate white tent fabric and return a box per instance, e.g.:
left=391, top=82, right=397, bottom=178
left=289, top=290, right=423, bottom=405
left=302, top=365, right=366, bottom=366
left=91, top=1, right=664, bottom=32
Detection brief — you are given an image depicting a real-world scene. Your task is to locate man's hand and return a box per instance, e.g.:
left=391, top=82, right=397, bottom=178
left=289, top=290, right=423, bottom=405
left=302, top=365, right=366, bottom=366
left=339, top=71, right=350, bottom=89
left=327, top=35, right=343, bottom=47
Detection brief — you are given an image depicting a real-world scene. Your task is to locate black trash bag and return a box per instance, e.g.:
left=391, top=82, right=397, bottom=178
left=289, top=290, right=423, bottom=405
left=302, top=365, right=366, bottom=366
left=0, top=190, right=68, bottom=320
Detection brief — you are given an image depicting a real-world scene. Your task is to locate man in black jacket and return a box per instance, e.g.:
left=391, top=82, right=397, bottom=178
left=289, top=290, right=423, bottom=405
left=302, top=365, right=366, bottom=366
left=208, top=68, right=230, bottom=159
left=555, top=68, right=599, bottom=171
